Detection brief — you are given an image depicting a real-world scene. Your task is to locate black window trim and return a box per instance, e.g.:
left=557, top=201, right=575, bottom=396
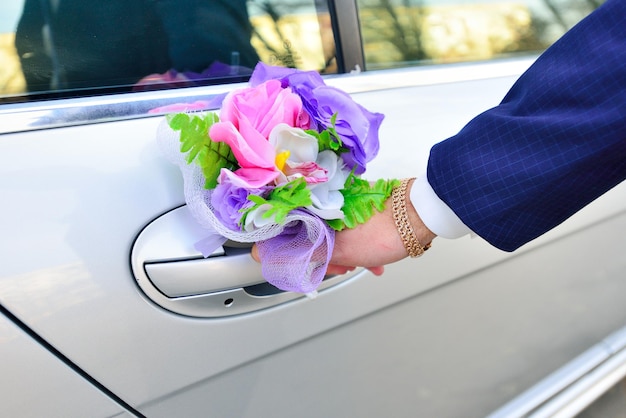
left=327, top=0, right=364, bottom=73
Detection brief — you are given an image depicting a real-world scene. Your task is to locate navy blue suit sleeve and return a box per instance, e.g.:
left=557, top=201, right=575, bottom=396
left=427, top=0, right=626, bottom=251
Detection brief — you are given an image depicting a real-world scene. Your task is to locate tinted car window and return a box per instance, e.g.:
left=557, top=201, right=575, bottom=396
left=356, top=0, right=603, bottom=70
left=0, top=0, right=336, bottom=102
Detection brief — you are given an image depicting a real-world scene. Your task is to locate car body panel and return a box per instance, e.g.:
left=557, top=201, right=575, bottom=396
left=0, top=313, right=129, bottom=417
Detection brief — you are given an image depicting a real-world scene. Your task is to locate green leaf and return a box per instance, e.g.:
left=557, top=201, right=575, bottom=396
left=331, top=175, right=400, bottom=231
left=305, top=112, right=348, bottom=154
left=325, top=218, right=346, bottom=231
left=167, top=112, right=238, bottom=189
left=240, top=178, right=312, bottom=226
left=166, top=113, right=188, bottom=130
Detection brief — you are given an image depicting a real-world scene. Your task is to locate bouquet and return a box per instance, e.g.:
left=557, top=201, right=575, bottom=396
left=158, top=63, right=398, bottom=294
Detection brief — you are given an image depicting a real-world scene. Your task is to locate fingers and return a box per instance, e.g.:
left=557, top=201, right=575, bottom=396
left=323, top=264, right=386, bottom=276
left=366, top=265, right=385, bottom=276
left=327, top=265, right=385, bottom=276
left=251, top=243, right=260, bottom=262
left=325, top=264, right=356, bottom=276
left=251, top=244, right=385, bottom=276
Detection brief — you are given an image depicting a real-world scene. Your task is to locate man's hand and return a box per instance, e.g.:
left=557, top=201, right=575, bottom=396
left=251, top=178, right=436, bottom=276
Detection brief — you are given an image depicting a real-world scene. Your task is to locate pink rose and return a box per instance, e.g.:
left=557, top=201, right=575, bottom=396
left=209, top=80, right=309, bottom=187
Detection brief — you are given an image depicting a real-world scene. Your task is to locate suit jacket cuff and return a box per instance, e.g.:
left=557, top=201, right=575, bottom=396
left=410, top=175, right=473, bottom=239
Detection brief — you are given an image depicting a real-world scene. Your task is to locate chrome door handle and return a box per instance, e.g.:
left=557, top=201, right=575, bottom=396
left=145, top=248, right=264, bottom=298
left=130, top=206, right=363, bottom=317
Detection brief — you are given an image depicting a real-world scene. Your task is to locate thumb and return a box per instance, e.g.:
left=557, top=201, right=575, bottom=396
left=250, top=244, right=260, bottom=262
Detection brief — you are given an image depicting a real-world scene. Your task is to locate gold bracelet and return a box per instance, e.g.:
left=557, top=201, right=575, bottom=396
left=391, top=178, right=431, bottom=257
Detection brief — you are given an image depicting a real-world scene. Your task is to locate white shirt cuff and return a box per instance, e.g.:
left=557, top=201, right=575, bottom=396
left=410, top=175, right=473, bottom=239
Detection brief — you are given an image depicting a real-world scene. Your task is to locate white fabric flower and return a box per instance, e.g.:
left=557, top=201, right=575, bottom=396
left=269, top=124, right=327, bottom=185
left=307, top=150, right=351, bottom=220
left=243, top=204, right=274, bottom=232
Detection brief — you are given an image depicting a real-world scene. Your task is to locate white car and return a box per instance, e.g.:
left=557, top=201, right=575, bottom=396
left=1, top=1, right=624, bottom=417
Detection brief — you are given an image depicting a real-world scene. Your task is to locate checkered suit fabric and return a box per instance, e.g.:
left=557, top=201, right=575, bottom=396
left=428, top=0, right=626, bottom=251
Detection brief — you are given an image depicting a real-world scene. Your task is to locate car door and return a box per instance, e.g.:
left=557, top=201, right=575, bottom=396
left=1, top=1, right=625, bottom=417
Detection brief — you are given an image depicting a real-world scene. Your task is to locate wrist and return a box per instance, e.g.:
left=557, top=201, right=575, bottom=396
left=407, top=178, right=437, bottom=245
left=391, top=178, right=436, bottom=257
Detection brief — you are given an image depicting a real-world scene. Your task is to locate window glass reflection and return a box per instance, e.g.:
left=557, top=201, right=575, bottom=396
left=249, top=1, right=337, bottom=74
left=0, top=0, right=335, bottom=101
left=357, top=0, right=604, bottom=70
left=0, top=0, right=25, bottom=96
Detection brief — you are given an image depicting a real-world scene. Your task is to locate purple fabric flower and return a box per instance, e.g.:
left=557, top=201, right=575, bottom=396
left=210, top=171, right=269, bottom=231
left=249, top=63, right=296, bottom=87
left=249, top=63, right=383, bottom=174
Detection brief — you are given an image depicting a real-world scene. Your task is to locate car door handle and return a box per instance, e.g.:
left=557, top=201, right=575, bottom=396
left=144, top=247, right=264, bottom=297
left=131, top=206, right=363, bottom=317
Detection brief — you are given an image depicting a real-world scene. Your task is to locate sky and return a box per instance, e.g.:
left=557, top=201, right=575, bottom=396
left=1, top=1, right=25, bottom=33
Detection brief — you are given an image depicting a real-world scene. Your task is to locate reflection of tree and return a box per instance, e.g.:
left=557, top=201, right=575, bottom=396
left=542, top=0, right=570, bottom=30
left=529, top=0, right=604, bottom=43
left=247, top=0, right=336, bottom=72
left=379, top=0, right=426, bottom=62
left=359, top=0, right=427, bottom=66
left=540, top=0, right=602, bottom=31
left=359, top=0, right=604, bottom=68
left=583, top=0, right=603, bottom=7
left=250, top=1, right=302, bottom=68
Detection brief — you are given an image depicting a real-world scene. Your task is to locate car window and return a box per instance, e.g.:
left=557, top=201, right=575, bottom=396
left=1, top=0, right=603, bottom=104
left=0, top=0, right=336, bottom=102
left=356, top=0, right=603, bottom=70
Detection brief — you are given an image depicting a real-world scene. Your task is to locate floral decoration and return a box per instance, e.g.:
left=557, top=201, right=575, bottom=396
left=160, top=62, right=397, bottom=295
